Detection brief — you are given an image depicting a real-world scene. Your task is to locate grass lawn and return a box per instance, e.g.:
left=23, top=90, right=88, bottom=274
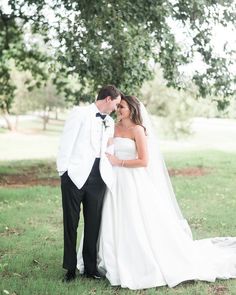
left=1, top=150, right=236, bottom=295
left=0, top=116, right=65, bottom=161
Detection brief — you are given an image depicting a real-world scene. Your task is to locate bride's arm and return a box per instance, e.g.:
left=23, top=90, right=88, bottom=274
left=106, top=126, right=148, bottom=168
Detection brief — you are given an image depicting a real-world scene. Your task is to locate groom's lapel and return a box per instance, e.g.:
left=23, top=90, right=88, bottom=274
left=101, top=118, right=112, bottom=155
left=89, top=105, right=98, bottom=152
left=89, top=104, right=111, bottom=154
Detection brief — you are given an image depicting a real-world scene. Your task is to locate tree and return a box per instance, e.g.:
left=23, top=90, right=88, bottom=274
left=0, top=2, right=50, bottom=129
left=141, top=65, right=198, bottom=138
left=53, top=0, right=235, bottom=106
left=11, top=68, right=67, bottom=130
left=31, top=80, right=67, bottom=130
left=1, top=0, right=235, bottom=114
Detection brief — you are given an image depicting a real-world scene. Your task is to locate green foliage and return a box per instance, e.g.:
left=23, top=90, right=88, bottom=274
left=141, top=66, right=198, bottom=138
left=53, top=0, right=236, bottom=104
left=193, top=56, right=236, bottom=104
left=0, top=5, right=50, bottom=113
left=53, top=0, right=181, bottom=98
left=0, top=62, right=15, bottom=111
left=1, top=0, right=235, bottom=112
left=5, top=65, right=67, bottom=130
left=141, top=65, right=236, bottom=138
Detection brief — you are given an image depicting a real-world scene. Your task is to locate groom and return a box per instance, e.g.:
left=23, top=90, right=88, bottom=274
left=57, top=85, right=121, bottom=282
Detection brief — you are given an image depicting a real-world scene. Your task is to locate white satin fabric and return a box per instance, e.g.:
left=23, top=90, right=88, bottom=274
left=78, top=137, right=236, bottom=290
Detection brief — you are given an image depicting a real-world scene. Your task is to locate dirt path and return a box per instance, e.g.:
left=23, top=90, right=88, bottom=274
left=0, top=174, right=60, bottom=188
left=0, top=167, right=210, bottom=188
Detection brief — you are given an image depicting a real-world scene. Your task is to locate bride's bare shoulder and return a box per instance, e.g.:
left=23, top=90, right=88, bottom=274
left=133, top=125, right=145, bottom=133
left=132, top=125, right=146, bottom=140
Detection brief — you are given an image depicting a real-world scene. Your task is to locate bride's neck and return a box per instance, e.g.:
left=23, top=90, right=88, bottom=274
left=120, top=118, right=134, bottom=128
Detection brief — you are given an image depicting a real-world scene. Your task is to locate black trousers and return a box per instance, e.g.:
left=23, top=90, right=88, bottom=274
left=61, top=158, right=106, bottom=273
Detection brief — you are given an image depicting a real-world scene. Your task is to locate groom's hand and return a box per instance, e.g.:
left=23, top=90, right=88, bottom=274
left=105, top=153, right=122, bottom=166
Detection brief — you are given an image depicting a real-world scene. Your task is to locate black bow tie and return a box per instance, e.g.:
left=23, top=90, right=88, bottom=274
left=96, top=112, right=106, bottom=120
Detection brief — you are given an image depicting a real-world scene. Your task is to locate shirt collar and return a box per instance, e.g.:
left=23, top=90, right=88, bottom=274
left=92, top=103, right=107, bottom=116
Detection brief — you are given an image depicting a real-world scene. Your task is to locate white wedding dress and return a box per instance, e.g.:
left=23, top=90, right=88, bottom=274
left=78, top=137, right=236, bottom=290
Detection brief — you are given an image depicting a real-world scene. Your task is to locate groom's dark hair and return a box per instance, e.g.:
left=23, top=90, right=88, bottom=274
left=97, top=85, right=120, bottom=101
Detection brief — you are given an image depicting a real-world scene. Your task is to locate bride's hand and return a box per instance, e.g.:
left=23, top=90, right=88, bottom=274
left=106, top=153, right=121, bottom=166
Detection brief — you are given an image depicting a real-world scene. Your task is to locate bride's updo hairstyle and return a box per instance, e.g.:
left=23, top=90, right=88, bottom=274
left=122, top=95, right=147, bottom=134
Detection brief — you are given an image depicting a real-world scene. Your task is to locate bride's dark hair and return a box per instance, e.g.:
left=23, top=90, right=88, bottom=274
left=122, top=95, right=147, bottom=134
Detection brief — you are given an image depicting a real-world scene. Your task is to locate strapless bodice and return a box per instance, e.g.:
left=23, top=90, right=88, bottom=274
left=114, top=137, right=137, bottom=160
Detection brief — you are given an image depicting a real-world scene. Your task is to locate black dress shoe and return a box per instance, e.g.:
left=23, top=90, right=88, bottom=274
left=85, top=270, right=104, bottom=280
left=62, top=270, right=76, bottom=282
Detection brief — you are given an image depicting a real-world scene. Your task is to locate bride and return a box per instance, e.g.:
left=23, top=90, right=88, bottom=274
left=78, top=95, right=236, bottom=290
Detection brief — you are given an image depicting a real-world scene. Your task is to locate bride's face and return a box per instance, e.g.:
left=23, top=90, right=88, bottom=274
left=117, top=100, right=130, bottom=120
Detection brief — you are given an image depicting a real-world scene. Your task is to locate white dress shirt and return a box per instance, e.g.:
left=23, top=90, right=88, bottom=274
left=93, top=104, right=107, bottom=158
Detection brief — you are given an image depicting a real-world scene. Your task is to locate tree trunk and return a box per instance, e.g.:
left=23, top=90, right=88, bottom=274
left=43, top=108, right=49, bottom=130
left=2, top=109, right=14, bottom=131
left=55, top=108, right=58, bottom=120
left=14, top=114, right=19, bottom=131
left=43, top=114, right=46, bottom=130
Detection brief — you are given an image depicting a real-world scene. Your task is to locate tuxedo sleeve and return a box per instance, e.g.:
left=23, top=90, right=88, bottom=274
left=56, top=106, right=83, bottom=174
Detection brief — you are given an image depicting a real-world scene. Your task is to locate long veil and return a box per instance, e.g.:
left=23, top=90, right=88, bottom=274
left=140, top=102, right=193, bottom=238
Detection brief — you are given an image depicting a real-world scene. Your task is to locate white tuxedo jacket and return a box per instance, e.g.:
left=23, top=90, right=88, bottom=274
left=56, top=103, right=114, bottom=191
